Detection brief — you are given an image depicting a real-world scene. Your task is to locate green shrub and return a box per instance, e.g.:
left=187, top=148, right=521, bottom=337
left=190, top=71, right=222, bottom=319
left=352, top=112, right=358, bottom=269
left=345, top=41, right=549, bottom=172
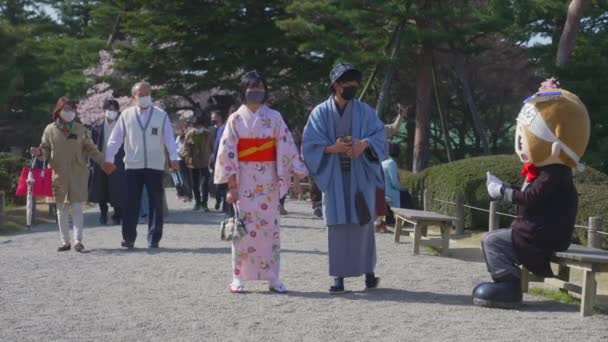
left=0, top=153, right=27, bottom=205
left=400, top=155, right=608, bottom=248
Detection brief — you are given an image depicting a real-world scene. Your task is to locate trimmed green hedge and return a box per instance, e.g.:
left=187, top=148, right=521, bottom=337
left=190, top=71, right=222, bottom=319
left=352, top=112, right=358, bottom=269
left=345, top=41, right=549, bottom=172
left=0, top=153, right=27, bottom=205
left=400, top=155, right=608, bottom=248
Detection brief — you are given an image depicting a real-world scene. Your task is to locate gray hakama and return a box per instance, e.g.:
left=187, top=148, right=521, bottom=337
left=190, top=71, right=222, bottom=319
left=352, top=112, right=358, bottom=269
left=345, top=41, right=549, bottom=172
left=327, top=100, right=377, bottom=278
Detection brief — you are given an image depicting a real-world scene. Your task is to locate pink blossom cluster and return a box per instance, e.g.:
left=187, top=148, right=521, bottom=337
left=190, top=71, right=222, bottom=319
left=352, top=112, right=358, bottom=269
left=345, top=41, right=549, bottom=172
left=538, top=77, right=560, bottom=92
left=77, top=83, right=133, bottom=126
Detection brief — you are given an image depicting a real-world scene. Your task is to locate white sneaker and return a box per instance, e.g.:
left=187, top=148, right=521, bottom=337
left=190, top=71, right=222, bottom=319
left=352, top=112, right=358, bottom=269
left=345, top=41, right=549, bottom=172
left=229, top=279, right=245, bottom=293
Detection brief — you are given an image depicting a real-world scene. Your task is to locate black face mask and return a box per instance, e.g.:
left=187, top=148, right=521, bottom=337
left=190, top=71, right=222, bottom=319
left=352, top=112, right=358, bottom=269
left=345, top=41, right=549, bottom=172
left=341, top=86, right=358, bottom=100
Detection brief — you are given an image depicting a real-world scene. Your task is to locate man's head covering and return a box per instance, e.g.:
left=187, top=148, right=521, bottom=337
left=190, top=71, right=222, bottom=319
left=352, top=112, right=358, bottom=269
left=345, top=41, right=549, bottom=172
left=329, top=63, right=362, bottom=84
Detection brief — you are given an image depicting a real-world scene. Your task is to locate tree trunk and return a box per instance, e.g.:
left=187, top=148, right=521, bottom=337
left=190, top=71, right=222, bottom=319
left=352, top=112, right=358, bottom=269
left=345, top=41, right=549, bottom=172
left=556, top=0, right=589, bottom=67
left=412, top=41, right=433, bottom=173
left=431, top=57, right=451, bottom=162
left=453, top=54, right=490, bottom=155
left=376, top=21, right=404, bottom=120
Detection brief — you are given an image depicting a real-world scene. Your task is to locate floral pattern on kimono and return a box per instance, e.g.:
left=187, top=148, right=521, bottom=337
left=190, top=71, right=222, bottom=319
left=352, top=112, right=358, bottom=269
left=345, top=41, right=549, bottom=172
left=214, top=105, right=307, bottom=281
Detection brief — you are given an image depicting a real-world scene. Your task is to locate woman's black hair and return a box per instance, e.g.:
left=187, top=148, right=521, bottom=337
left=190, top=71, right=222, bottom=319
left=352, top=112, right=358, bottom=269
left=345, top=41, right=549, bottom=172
left=388, top=143, right=400, bottom=159
left=102, top=99, right=120, bottom=111
left=239, top=70, right=268, bottom=103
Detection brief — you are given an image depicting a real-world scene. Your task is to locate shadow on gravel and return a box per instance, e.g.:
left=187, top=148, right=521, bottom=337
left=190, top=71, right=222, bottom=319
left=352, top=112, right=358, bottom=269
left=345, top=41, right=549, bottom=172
left=282, top=248, right=327, bottom=255
left=282, top=288, right=580, bottom=312
left=91, top=246, right=231, bottom=255
left=282, top=224, right=325, bottom=231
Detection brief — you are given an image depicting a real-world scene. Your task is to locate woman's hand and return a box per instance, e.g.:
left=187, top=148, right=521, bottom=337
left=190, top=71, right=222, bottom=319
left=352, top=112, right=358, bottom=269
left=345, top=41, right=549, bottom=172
left=226, top=187, right=239, bottom=204
left=30, top=147, right=42, bottom=157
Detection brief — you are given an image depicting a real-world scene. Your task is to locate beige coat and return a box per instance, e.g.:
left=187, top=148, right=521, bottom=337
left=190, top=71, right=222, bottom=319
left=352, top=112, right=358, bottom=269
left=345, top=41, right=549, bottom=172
left=40, top=122, right=105, bottom=204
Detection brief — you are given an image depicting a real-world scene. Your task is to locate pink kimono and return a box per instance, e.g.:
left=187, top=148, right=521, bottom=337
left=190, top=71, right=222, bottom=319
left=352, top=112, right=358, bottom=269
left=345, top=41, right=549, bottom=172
left=214, top=104, right=307, bottom=282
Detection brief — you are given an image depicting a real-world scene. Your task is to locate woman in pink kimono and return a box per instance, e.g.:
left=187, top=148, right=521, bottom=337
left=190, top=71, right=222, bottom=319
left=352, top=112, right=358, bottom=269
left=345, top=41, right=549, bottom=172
left=214, top=71, right=308, bottom=293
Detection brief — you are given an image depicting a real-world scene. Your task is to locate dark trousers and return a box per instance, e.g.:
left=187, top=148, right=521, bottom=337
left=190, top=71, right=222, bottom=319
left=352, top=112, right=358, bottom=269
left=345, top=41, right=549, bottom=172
left=191, top=168, right=210, bottom=207
left=216, top=183, right=228, bottom=212
left=310, top=177, right=322, bottom=209
left=100, top=202, right=122, bottom=220
left=98, top=173, right=122, bottom=220
left=178, top=160, right=193, bottom=199
left=122, top=169, right=165, bottom=245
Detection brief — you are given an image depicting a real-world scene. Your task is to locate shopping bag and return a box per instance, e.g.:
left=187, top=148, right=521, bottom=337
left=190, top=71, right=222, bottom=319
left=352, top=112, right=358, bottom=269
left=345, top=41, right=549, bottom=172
left=15, top=159, right=53, bottom=197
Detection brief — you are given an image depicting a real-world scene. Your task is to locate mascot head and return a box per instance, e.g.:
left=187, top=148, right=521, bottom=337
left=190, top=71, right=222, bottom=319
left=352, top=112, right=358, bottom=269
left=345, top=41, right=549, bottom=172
left=514, top=79, right=590, bottom=168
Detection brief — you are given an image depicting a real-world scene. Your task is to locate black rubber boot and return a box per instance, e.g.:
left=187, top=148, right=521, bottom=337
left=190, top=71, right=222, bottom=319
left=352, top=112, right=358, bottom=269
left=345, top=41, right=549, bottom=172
left=472, top=275, right=523, bottom=309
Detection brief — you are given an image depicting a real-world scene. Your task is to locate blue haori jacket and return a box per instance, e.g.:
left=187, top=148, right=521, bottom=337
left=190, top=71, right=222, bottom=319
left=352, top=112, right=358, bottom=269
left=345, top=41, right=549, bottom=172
left=302, top=97, right=386, bottom=226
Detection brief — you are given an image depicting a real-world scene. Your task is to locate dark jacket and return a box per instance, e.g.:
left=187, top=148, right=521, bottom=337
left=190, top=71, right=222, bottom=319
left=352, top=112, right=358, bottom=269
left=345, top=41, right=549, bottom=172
left=510, top=164, right=577, bottom=277
left=88, top=120, right=127, bottom=208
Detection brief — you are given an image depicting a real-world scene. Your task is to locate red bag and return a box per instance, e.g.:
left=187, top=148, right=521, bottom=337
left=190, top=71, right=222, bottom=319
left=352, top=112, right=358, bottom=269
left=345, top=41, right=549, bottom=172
left=15, top=160, right=53, bottom=197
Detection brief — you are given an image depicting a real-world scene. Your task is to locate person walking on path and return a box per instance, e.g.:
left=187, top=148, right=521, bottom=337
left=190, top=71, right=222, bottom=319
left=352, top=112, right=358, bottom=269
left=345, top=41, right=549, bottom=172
left=214, top=70, right=308, bottom=293
left=105, top=81, right=179, bottom=249
left=175, top=130, right=193, bottom=202
left=302, top=63, right=386, bottom=294
left=88, top=99, right=127, bottom=226
left=182, top=115, right=214, bottom=212
left=30, top=96, right=115, bottom=252
left=210, top=109, right=228, bottom=211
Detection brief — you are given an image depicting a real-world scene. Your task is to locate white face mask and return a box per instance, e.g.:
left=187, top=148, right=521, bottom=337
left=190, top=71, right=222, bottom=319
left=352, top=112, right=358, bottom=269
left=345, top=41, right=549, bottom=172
left=60, top=110, right=76, bottom=122
left=105, top=110, right=118, bottom=120
left=137, top=95, right=152, bottom=108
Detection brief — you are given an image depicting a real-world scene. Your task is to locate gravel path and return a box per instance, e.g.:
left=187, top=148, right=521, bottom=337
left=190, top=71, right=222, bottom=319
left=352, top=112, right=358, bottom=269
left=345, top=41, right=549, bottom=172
left=1, top=189, right=607, bottom=342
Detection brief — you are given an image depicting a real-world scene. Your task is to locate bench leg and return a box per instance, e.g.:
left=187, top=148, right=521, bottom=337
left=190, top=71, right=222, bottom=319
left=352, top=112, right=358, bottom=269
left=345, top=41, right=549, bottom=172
left=521, top=266, right=530, bottom=293
left=413, top=223, right=421, bottom=255
left=440, top=222, right=450, bottom=256
left=393, top=218, right=403, bottom=243
left=581, top=270, right=597, bottom=317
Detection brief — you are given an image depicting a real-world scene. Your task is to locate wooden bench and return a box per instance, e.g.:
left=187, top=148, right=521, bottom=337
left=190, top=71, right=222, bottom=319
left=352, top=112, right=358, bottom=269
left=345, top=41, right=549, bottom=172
left=521, top=244, right=608, bottom=317
left=392, top=208, right=456, bottom=256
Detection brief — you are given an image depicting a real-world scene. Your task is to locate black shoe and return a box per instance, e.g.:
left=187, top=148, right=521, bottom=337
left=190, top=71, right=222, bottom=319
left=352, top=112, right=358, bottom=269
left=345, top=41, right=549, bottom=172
left=201, top=206, right=210, bottom=213
left=74, top=242, right=85, bottom=252
left=365, top=275, right=381, bottom=290
left=99, top=214, right=108, bottom=225
left=313, top=207, right=323, bottom=218
left=472, top=279, right=523, bottom=309
left=57, top=244, right=71, bottom=252
left=149, top=242, right=159, bottom=249
left=215, top=201, right=221, bottom=210
left=329, top=285, right=347, bottom=294
left=193, top=203, right=201, bottom=211
left=121, top=241, right=134, bottom=249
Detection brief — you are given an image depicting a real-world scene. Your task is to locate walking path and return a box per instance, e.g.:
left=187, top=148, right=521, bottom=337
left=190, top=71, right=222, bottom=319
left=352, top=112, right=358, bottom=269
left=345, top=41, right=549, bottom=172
left=1, top=189, right=606, bottom=342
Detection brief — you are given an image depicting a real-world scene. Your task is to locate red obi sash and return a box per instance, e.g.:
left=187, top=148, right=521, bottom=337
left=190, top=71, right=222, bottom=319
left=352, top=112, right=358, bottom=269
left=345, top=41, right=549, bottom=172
left=237, top=138, right=276, bottom=162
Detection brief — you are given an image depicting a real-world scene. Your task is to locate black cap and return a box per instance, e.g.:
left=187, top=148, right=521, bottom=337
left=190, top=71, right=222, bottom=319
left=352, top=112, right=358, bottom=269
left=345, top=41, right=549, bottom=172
left=329, top=63, right=361, bottom=84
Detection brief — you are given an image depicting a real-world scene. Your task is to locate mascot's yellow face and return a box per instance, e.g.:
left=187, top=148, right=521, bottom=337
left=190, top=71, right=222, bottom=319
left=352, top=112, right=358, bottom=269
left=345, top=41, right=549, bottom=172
left=514, top=89, right=590, bottom=168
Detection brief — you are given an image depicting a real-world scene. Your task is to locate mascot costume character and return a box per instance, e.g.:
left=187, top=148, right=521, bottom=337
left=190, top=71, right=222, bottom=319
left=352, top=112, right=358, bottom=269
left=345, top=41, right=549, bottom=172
left=473, top=78, right=590, bottom=308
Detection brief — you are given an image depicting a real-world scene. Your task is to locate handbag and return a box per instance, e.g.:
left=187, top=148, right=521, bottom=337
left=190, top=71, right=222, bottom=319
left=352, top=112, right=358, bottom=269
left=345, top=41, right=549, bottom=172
left=220, top=204, right=247, bottom=242
left=15, top=158, right=53, bottom=197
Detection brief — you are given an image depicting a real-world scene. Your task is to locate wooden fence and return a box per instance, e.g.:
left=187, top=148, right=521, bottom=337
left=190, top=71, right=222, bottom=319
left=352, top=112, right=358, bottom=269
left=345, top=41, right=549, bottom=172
left=421, top=188, right=607, bottom=248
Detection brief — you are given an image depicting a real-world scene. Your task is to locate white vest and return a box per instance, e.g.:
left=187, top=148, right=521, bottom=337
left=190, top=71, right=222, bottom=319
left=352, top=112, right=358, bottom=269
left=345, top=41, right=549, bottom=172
left=121, top=106, right=167, bottom=170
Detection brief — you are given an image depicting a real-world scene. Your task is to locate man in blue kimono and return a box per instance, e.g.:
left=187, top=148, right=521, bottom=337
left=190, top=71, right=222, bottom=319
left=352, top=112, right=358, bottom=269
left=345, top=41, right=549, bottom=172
left=302, top=63, right=386, bottom=293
